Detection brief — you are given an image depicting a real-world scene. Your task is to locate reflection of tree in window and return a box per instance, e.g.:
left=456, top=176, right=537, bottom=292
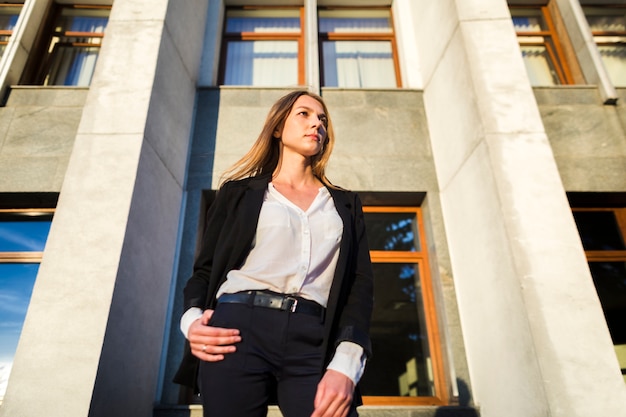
left=572, top=207, right=626, bottom=382
left=364, top=212, right=418, bottom=251
left=360, top=208, right=438, bottom=400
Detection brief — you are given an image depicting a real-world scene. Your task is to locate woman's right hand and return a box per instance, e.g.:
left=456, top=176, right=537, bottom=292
left=188, top=309, right=242, bottom=361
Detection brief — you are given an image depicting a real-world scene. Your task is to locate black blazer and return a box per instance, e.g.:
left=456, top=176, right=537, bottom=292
left=174, top=174, right=374, bottom=391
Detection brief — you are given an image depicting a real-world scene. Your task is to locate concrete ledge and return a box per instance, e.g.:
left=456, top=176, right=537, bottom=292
left=153, top=405, right=480, bottom=417
left=532, top=85, right=604, bottom=105
left=5, top=86, right=89, bottom=107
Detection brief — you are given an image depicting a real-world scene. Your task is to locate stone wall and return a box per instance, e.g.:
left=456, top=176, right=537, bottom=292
left=0, top=87, right=87, bottom=192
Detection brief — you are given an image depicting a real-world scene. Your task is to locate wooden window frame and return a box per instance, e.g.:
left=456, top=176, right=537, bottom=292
left=218, top=6, right=305, bottom=86
left=362, top=206, right=448, bottom=406
left=20, top=3, right=110, bottom=86
left=318, top=6, right=402, bottom=88
left=511, top=4, right=575, bottom=85
left=572, top=207, right=626, bottom=262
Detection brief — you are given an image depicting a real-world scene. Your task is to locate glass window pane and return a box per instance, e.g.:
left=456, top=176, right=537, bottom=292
left=0, top=219, right=51, bottom=252
left=573, top=211, right=625, bottom=251
left=322, top=40, right=396, bottom=88
left=0, top=6, right=21, bottom=31
left=512, top=15, right=545, bottom=32
left=588, top=262, right=626, bottom=345
left=319, top=9, right=392, bottom=33
left=224, top=40, right=298, bottom=87
left=585, top=9, right=626, bottom=32
left=360, top=263, right=434, bottom=397
left=56, top=7, right=109, bottom=32
left=40, top=6, right=109, bottom=87
left=364, top=212, right=419, bottom=252
left=585, top=8, right=626, bottom=87
left=596, top=43, right=626, bottom=87
left=520, top=45, right=560, bottom=86
left=0, top=5, right=22, bottom=59
left=0, top=263, right=39, bottom=400
left=226, top=9, right=300, bottom=33
left=46, top=45, right=100, bottom=86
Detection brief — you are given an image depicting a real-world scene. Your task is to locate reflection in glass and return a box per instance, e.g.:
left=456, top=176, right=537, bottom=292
left=364, top=212, right=419, bottom=252
left=585, top=8, right=626, bottom=86
left=519, top=45, right=560, bottom=85
left=0, top=5, right=21, bottom=59
left=0, top=219, right=52, bottom=252
left=596, top=44, right=626, bottom=86
left=588, top=262, right=626, bottom=345
left=0, top=263, right=39, bottom=399
left=572, top=211, right=625, bottom=251
left=360, top=263, right=434, bottom=397
left=511, top=10, right=564, bottom=86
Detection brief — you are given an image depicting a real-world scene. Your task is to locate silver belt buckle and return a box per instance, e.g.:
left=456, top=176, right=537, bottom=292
left=288, top=297, right=298, bottom=313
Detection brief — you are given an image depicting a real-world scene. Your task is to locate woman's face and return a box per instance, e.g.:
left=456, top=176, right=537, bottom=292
left=276, top=95, right=328, bottom=159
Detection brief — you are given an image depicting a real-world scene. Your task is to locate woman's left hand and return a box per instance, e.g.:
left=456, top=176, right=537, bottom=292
left=311, top=369, right=355, bottom=417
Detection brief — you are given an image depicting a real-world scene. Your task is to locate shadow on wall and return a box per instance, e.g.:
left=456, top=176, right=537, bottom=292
left=434, top=378, right=479, bottom=417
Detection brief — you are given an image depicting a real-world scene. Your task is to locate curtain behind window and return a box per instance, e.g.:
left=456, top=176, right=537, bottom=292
left=46, top=11, right=108, bottom=86
left=319, top=10, right=396, bottom=88
left=224, top=41, right=298, bottom=86
left=222, top=10, right=301, bottom=86
left=322, top=40, right=396, bottom=88
left=586, top=12, right=626, bottom=87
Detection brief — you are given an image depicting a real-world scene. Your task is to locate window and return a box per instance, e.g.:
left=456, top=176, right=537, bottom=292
left=0, top=3, right=22, bottom=59
left=22, top=4, right=110, bottom=86
left=572, top=207, right=626, bottom=383
left=319, top=8, right=399, bottom=88
left=0, top=209, right=53, bottom=400
left=583, top=6, right=626, bottom=87
left=218, top=6, right=400, bottom=88
left=220, top=7, right=304, bottom=87
left=511, top=5, right=574, bottom=86
left=360, top=207, right=447, bottom=405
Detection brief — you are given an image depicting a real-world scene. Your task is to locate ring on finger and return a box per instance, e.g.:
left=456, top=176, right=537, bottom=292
left=202, top=344, right=207, bottom=353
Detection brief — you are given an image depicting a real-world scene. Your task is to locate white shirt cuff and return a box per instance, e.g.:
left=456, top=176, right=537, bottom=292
left=180, top=307, right=203, bottom=339
left=326, top=341, right=367, bottom=385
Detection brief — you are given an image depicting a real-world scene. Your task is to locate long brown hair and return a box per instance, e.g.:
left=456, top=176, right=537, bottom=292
left=220, top=90, right=336, bottom=187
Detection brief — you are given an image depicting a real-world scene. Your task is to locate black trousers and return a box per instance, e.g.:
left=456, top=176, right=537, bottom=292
left=197, top=301, right=358, bottom=417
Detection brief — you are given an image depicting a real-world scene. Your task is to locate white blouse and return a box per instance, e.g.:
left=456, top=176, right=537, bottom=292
left=217, top=183, right=342, bottom=304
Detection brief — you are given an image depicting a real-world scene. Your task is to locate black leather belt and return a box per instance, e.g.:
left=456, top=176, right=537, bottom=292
left=218, top=290, right=325, bottom=318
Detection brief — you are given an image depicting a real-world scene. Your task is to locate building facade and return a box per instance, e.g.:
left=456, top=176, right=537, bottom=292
left=0, top=0, right=625, bottom=417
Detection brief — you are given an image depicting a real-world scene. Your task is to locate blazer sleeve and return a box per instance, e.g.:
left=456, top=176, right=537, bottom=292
left=182, top=182, right=232, bottom=311
left=334, top=192, right=374, bottom=358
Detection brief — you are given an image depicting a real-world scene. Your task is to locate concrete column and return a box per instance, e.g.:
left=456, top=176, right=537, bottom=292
left=0, top=1, right=208, bottom=416
left=413, top=1, right=626, bottom=416
left=304, top=0, right=320, bottom=93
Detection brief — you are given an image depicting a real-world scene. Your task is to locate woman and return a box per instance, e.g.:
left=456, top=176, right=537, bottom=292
left=174, top=90, right=374, bottom=417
